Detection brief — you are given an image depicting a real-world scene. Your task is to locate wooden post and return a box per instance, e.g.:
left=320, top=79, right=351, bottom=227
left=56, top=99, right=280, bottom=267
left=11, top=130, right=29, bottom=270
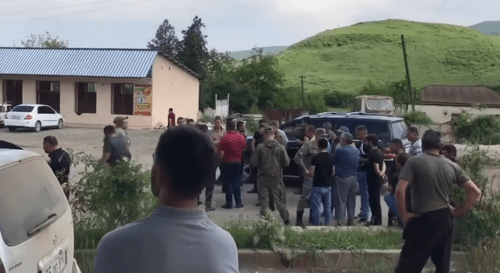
left=401, top=35, right=415, bottom=111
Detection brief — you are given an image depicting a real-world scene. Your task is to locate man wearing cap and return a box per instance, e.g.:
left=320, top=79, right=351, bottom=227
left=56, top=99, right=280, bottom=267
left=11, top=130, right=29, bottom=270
left=250, top=124, right=290, bottom=224
left=114, top=116, right=131, bottom=149
left=294, top=125, right=318, bottom=227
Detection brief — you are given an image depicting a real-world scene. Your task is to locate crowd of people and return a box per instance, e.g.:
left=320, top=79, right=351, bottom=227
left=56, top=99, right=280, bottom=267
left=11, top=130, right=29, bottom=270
left=32, top=109, right=483, bottom=272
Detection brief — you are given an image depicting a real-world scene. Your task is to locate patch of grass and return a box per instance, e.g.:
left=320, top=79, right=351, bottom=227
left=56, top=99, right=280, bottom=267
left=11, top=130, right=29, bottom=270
left=279, top=19, right=500, bottom=95
left=465, top=237, right=500, bottom=273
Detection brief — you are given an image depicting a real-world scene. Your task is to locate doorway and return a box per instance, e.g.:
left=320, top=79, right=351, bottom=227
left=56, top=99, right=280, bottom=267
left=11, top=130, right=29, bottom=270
left=2, top=80, right=22, bottom=107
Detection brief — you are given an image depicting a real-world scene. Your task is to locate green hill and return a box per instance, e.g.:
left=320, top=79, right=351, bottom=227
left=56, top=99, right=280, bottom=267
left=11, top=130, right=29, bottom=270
left=470, top=21, right=500, bottom=35
left=278, top=20, right=500, bottom=95
left=228, top=46, right=288, bottom=59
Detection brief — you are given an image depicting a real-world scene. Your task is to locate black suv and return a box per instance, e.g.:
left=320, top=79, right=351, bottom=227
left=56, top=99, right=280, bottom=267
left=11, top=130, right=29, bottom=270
left=280, top=112, right=410, bottom=181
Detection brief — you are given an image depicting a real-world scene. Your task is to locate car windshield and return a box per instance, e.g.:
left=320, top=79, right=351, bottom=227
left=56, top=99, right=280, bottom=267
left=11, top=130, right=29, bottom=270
left=391, top=121, right=408, bottom=140
left=0, top=158, right=67, bottom=246
left=11, top=106, right=34, bottom=112
left=365, top=99, right=394, bottom=111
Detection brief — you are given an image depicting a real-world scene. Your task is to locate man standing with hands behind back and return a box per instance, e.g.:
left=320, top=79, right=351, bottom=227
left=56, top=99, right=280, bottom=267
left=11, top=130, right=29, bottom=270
left=395, top=130, right=481, bottom=273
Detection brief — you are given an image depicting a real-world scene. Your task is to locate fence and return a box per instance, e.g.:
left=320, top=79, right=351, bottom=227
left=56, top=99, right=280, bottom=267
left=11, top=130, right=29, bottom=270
left=215, top=94, right=229, bottom=118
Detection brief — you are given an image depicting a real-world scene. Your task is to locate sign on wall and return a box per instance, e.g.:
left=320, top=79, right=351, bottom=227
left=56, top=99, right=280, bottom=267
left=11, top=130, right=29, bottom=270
left=133, top=84, right=153, bottom=116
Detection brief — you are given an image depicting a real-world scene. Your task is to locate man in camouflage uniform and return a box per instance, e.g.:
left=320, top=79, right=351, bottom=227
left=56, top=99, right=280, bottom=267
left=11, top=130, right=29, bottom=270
left=294, top=125, right=319, bottom=227
left=250, top=124, right=290, bottom=225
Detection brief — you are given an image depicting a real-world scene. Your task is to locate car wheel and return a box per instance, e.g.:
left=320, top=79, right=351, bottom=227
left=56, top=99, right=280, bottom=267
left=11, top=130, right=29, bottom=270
left=34, top=121, right=41, bottom=132
left=8, top=126, right=16, bottom=132
left=57, top=119, right=64, bottom=129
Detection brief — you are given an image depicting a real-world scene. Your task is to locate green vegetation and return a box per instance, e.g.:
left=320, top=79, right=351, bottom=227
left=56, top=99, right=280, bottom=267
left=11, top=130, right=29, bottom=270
left=455, top=112, right=500, bottom=145
left=278, top=20, right=500, bottom=96
left=68, top=151, right=157, bottom=249
left=403, top=111, right=433, bottom=125
left=224, top=213, right=402, bottom=251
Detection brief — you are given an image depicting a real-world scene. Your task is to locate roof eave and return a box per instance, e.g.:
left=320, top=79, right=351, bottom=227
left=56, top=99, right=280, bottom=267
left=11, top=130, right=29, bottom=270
left=156, top=51, right=200, bottom=80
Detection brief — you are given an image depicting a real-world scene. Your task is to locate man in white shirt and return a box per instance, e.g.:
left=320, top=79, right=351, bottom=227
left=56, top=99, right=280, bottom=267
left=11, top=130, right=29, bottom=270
left=407, top=127, right=423, bottom=156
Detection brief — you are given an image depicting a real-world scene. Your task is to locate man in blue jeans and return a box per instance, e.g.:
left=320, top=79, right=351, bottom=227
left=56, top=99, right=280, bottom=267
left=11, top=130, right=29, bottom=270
left=308, top=138, right=334, bottom=225
left=355, top=125, right=371, bottom=223
left=332, top=132, right=360, bottom=226
left=218, top=121, right=247, bottom=209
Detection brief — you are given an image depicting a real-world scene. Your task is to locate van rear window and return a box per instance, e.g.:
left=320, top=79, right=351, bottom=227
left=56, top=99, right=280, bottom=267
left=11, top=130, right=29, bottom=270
left=0, top=158, right=67, bottom=246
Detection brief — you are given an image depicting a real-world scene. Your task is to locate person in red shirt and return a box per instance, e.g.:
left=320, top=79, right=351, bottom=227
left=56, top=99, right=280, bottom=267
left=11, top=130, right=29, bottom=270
left=218, top=121, right=247, bottom=209
left=168, top=108, right=175, bottom=128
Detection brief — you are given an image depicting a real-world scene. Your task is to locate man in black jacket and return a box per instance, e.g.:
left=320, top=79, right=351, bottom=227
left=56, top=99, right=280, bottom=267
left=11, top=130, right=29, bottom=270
left=43, top=136, right=71, bottom=198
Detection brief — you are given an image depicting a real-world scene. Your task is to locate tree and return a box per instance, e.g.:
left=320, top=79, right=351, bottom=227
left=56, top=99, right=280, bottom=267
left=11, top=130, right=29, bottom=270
left=177, top=16, right=209, bottom=78
left=147, top=19, right=180, bottom=57
left=21, top=32, right=68, bottom=48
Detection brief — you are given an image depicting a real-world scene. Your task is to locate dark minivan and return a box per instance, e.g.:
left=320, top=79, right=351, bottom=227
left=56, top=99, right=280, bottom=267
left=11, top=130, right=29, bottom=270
left=280, top=112, right=409, bottom=181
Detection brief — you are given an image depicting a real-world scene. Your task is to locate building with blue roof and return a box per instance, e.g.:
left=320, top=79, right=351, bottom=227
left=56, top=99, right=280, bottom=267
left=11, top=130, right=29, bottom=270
left=0, top=47, right=199, bottom=128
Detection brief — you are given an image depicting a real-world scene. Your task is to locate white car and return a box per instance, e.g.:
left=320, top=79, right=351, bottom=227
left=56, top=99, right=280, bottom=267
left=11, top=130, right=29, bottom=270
left=0, top=143, right=81, bottom=273
left=0, top=104, right=11, bottom=126
left=4, top=104, right=64, bottom=132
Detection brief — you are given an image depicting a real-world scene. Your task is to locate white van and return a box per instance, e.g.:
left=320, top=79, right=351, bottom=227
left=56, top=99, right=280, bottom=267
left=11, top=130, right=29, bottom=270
left=0, top=144, right=81, bottom=273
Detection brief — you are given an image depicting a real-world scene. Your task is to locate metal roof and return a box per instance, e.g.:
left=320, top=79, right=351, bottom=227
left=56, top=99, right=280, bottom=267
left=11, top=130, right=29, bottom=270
left=421, top=85, right=500, bottom=108
left=0, top=47, right=197, bottom=78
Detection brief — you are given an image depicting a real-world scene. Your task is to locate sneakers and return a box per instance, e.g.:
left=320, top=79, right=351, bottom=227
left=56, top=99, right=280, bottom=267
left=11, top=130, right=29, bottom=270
left=221, top=204, right=232, bottom=209
left=236, top=204, right=244, bottom=209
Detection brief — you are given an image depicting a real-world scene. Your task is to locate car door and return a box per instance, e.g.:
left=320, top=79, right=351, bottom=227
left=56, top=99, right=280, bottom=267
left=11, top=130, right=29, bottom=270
left=45, top=106, right=59, bottom=126
left=0, top=157, right=74, bottom=273
left=37, top=106, right=56, bottom=127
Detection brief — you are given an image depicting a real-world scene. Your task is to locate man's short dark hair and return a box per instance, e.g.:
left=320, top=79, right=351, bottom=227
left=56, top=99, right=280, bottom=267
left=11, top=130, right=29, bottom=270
left=187, top=119, right=195, bottom=123
left=258, top=119, right=266, bottom=124
left=214, top=116, right=222, bottom=121
left=169, top=108, right=173, bottom=112
left=236, top=121, right=245, bottom=129
left=226, top=121, right=236, bottom=131
left=441, top=144, right=457, bottom=159
left=366, top=134, right=379, bottom=146
left=390, top=139, right=403, bottom=148
left=318, top=138, right=329, bottom=150
left=408, top=127, right=419, bottom=135
left=303, top=117, right=311, bottom=125
left=104, top=125, right=115, bottom=136
left=396, top=153, right=411, bottom=167
left=177, top=117, right=184, bottom=122
left=306, top=125, right=316, bottom=133
left=154, top=126, right=217, bottom=197
left=323, top=122, right=333, bottom=130
left=43, top=136, right=58, bottom=146
left=356, top=125, right=368, bottom=133
left=195, top=124, right=209, bottom=133
left=341, top=132, right=354, bottom=144
left=422, top=130, right=442, bottom=151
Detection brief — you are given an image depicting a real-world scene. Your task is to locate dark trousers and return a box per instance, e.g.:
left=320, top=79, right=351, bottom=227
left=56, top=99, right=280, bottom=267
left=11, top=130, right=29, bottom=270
left=367, top=177, right=382, bottom=225
left=395, top=208, right=454, bottom=273
left=222, top=162, right=243, bottom=206
left=206, top=173, right=215, bottom=205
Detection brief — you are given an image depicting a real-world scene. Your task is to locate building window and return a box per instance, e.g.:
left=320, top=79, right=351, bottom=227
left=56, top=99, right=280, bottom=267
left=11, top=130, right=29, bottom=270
left=37, top=81, right=60, bottom=113
left=75, top=82, right=96, bottom=114
left=112, top=83, right=134, bottom=115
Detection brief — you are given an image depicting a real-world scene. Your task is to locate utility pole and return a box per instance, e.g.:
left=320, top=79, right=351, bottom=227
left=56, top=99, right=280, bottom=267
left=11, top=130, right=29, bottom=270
left=300, top=75, right=306, bottom=111
left=401, top=35, right=415, bottom=111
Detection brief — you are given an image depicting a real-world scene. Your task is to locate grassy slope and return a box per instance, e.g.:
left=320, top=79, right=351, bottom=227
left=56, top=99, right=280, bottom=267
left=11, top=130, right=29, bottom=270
left=278, top=19, right=500, bottom=95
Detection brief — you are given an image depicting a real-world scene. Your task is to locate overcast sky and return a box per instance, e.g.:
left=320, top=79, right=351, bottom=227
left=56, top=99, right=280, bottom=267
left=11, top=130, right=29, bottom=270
left=0, top=0, right=498, bottom=52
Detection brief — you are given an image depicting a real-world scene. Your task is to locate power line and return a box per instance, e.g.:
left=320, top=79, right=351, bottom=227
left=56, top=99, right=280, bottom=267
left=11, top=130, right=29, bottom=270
left=0, top=0, right=110, bottom=17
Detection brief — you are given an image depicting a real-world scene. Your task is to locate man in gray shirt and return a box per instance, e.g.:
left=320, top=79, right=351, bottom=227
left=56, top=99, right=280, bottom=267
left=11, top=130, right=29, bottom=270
left=395, top=130, right=481, bottom=273
left=94, top=126, right=239, bottom=273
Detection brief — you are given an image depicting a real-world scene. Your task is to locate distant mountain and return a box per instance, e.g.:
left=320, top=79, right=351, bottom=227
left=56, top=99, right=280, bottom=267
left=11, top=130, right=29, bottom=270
left=227, top=46, right=288, bottom=59
left=470, top=21, right=500, bottom=35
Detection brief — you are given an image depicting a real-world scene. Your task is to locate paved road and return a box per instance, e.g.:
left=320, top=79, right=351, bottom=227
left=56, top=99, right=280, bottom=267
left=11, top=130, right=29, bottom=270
left=0, top=126, right=393, bottom=227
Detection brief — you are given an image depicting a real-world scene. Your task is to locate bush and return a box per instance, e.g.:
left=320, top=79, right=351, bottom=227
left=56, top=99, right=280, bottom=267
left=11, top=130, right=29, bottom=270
left=403, top=111, right=433, bottom=125
left=455, top=113, right=500, bottom=145
left=68, top=153, right=157, bottom=249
